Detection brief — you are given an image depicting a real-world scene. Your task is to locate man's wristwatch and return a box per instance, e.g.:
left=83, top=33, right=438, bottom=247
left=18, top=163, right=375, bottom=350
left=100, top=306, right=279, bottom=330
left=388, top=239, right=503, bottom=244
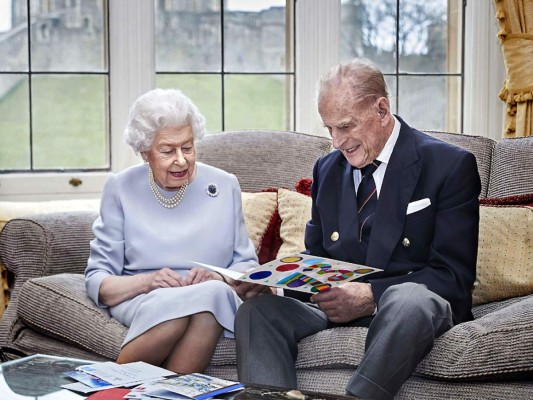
left=367, top=282, right=378, bottom=316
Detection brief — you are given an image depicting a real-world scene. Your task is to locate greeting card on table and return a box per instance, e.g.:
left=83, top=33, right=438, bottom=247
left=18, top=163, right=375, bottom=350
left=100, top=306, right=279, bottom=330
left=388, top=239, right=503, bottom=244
left=145, top=373, right=243, bottom=400
left=194, top=254, right=382, bottom=294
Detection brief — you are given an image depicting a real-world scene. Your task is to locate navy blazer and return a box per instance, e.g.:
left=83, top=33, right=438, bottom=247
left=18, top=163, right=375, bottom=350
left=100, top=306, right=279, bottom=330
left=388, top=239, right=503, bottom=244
left=304, top=117, right=481, bottom=324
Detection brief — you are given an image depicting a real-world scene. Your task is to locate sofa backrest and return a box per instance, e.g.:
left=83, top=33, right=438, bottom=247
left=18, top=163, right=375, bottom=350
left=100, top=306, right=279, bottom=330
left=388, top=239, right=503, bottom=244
left=196, top=130, right=333, bottom=192
left=197, top=129, right=501, bottom=198
left=487, top=136, right=533, bottom=198
left=424, top=130, right=496, bottom=199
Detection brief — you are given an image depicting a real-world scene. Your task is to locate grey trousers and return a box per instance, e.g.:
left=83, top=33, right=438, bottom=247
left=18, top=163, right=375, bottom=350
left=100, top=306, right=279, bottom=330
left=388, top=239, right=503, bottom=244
left=235, top=282, right=453, bottom=400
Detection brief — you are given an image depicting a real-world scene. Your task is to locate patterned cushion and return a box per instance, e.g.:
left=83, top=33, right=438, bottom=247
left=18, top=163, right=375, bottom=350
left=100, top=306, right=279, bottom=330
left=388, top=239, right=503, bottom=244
left=473, top=205, right=533, bottom=305
left=276, top=188, right=312, bottom=258
left=241, top=192, right=278, bottom=260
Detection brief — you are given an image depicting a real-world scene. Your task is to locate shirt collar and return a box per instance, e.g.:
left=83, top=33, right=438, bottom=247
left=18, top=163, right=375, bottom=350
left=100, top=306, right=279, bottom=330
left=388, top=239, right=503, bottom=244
left=375, top=115, right=400, bottom=165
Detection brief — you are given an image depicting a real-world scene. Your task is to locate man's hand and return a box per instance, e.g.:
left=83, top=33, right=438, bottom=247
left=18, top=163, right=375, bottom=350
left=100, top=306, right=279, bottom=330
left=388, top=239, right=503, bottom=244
left=232, top=281, right=276, bottom=300
left=311, top=282, right=376, bottom=323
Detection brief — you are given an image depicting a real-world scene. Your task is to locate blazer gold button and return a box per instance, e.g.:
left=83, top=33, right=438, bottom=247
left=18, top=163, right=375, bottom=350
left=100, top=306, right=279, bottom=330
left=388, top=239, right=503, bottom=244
left=331, top=231, right=339, bottom=242
left=402, top=237, right=410, bottom=247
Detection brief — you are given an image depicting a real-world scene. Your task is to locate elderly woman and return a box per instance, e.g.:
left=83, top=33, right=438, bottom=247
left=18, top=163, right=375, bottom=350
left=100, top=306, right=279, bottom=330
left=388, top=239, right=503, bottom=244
left=85, top=88, right=259, bottom=373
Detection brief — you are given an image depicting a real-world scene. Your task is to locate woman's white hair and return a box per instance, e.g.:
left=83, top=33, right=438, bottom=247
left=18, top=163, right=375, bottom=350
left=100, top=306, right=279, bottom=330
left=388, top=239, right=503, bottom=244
left=124, top=88, right=206, bottom=154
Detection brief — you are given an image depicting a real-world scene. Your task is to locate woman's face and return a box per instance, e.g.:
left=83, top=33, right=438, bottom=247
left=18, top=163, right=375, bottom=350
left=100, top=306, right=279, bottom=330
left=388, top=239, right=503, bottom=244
left=142, top=125, right=197, bottom=190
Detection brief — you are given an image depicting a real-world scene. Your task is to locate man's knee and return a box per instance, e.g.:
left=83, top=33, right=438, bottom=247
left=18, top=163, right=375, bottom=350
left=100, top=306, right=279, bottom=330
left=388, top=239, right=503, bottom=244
left=381, top=282, right=452, bottom=322
left=236, top=295, right=284, bottom=332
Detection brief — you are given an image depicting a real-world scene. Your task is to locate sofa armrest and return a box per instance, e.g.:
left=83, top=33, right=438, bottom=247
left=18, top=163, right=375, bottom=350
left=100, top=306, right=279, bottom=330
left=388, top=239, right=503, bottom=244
left=0, top=211, right=98, bottom=280
left=0, top=211, right=98, bottom=351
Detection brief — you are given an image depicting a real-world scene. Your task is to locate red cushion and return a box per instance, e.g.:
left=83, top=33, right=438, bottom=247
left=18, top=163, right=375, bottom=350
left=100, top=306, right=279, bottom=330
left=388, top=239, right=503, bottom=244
left=479, top=192, right=533, bottom=207
left=256, top=180, right=313, bottom=264
left=295, top=178, right=312, bottom=197
left=257, top=188, right=283, bottom=264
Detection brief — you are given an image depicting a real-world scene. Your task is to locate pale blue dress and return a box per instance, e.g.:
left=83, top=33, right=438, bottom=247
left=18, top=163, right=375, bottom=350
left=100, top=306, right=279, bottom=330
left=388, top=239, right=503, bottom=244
left=85, top=162, right=258, bottom=346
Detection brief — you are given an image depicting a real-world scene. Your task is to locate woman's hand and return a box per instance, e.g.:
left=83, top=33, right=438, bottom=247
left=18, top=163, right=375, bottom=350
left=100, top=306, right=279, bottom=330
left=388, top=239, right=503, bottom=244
left=147, top=267, right=187, bottom=290
left=99, top=267, right=185, bottom=307
left=184, top=267, right=221, bottom=285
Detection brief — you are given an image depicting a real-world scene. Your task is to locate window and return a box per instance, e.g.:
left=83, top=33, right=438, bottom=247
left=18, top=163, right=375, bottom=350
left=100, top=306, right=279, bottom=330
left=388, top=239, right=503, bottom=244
left=0, top=0, right=109, bottom=173
left=0, top=0, right=503, bottom=200
left=340, top=0, right=464, bottom=132
left=154, top=0, right=294, bottom=133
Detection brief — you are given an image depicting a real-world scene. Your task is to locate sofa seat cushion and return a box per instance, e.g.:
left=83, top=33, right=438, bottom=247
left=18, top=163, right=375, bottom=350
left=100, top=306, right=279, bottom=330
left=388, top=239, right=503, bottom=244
left=16, top=275, right=533, bottom=382
left=415, top=294, right=533, bottom=380
left=8, top=324, right=110, bottom=362
left=17, top=273, right=125, bottom=360
left=209, top=326, right=368, bottom=369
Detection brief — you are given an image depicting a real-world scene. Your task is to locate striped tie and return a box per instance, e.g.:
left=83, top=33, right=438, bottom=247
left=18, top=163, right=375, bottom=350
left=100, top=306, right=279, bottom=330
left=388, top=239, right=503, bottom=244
left=357, top=160, right=381, bottom=247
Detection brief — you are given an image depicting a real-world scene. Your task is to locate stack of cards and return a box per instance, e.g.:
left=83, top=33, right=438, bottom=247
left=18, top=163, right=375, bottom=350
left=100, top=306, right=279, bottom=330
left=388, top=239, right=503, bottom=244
left=62, top=361, right=175, bottom=394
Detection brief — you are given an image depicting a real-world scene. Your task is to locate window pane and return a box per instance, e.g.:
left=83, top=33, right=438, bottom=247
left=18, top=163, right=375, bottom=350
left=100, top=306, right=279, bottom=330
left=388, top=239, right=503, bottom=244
left=156, top=74, right=223, bottom=133
left=224, top=74, right=291, bottom=130
left=340, top=0, right=397, bottom=73
left=0, top=75, right=30, bottom=169
left=155, top=0, right=221, bottom=72
left=398, top=76, right=461, bottom=132
left=399, top=0, right=462, bottom=73
left=31, top=75, right=108, bottom=169
left=384, top=75, right=397, bottom=114
left=225, top=0, right=290, bottom=72
left=30, top=0, right=106, bottom=72
left=0, top=0, right=28, bottom=72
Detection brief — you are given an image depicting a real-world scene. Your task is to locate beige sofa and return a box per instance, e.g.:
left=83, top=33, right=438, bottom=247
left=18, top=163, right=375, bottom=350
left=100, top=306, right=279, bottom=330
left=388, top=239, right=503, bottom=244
left=0, top=130, right=532, bottom=399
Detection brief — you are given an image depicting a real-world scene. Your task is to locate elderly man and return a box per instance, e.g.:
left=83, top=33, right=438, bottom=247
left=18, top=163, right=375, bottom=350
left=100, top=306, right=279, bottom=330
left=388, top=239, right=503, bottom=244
left=234, top=59, right=481, bottom=399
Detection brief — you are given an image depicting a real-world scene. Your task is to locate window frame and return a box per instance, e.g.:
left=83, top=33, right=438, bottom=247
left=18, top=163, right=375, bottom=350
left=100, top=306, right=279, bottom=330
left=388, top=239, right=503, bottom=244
left=0, top=0, right=151, bottom=201
left=154, top=1, right=296, bottom=133
left=0, top=0, right=505, bottom=201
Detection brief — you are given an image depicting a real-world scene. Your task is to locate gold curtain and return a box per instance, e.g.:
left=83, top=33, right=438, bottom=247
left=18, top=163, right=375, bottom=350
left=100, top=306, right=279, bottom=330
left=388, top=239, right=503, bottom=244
left=494, top=0, right=533, bottom=137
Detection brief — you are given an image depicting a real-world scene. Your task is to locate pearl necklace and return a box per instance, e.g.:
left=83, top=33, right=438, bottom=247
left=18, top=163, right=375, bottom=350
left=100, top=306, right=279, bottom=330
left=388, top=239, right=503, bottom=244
left=149, top=168, right=188, bottom=208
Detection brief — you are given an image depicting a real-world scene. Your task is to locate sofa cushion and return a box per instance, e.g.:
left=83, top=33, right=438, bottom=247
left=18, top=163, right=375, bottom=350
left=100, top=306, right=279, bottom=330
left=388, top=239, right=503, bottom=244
left=479, top=192, right=533, bottom=207
left=196, top=130, right=332, bottom=193
left=276, top=188, right=312, bottom=258
left=473, top=205, right=533, bottom=305
left=487, top=136, right=533, bottom=197
left=423, top=131, right=495, bottom=199
left=0, top=199, right=101, bottom=232
left=17, top=274, right=125, bottom=360
left=415, top=294, right=533, bottom=380
left=209, top=326, right=368, bottom=369
left=241, top=191, right=278, bottom=261
left=0, top=199, right=100, bottom=318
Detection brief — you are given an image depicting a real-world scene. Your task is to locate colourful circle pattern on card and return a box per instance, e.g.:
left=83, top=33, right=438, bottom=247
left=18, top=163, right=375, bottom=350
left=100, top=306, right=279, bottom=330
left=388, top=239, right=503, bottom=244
left=241, top=255, right=378, bottom=293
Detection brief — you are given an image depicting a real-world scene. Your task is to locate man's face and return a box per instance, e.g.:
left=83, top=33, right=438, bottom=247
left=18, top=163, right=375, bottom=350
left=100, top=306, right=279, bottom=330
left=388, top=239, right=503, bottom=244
left=319, top=87, right=390, bottom=169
